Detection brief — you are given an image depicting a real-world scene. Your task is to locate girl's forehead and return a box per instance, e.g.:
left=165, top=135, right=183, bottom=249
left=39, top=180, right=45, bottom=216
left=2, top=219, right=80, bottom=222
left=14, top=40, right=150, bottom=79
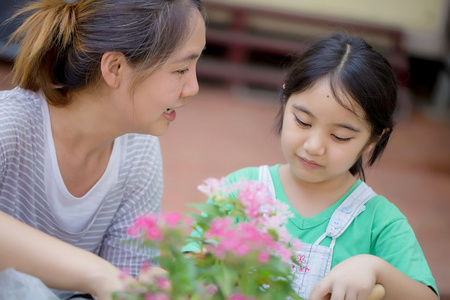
left=288, top=80, right=369, bottom=126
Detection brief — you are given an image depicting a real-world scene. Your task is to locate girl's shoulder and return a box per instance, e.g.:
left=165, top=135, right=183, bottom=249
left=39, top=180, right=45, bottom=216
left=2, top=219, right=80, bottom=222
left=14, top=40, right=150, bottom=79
left=366, top=193, right=405, bottom=217
left=225, top=164, right=281, bottom=183
left=361, top=189, right=409, bottom=229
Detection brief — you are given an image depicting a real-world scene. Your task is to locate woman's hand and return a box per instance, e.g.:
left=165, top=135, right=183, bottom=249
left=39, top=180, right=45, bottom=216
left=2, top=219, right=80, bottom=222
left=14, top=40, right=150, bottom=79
left=0, top=211, right=135, bottom=300
left=136, top=266, right=167, bottom=284
left=85, top=266, right=136, bottom=300
left=308, top=254, right=381, bottom=300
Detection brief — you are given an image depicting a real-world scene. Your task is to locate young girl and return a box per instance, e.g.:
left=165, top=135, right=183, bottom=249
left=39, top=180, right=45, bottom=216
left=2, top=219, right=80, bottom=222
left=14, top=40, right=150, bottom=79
left=0, top=0, right=205, bottom=299
left=185, top=33, right=439, bottom=300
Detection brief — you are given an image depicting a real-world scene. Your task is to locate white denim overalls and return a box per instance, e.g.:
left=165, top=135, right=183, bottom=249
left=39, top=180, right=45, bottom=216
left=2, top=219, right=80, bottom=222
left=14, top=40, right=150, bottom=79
left=258, top=165, right=376, bottom=299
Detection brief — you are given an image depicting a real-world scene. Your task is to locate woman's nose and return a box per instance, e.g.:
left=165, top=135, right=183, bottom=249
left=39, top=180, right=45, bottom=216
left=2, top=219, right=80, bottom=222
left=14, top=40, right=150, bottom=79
left=181, top=70, right=200, bottom=98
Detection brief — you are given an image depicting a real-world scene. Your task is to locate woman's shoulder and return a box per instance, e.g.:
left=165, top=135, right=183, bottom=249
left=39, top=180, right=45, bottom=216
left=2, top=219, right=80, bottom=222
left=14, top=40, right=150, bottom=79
left=119, top=133, right=160, bottom=154
left=0, top=87, right=41, bottom=104
left=118, top=134, right=162, bottom=170
left=0, top=88, right=44, bottom=140
left=0, top=88, right=42, bottom=120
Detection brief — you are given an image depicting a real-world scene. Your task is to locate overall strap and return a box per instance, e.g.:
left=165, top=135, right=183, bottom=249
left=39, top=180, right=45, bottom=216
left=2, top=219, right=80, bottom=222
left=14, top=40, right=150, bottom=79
left=258, top=165, right=276, bottom=199
left=325, top=182, right=377, bottom=240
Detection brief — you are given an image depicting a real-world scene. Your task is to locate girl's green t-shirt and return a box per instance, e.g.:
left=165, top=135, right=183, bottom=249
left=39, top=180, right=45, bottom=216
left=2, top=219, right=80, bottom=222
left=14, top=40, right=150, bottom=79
left=185, top=164, right=438, bottom=296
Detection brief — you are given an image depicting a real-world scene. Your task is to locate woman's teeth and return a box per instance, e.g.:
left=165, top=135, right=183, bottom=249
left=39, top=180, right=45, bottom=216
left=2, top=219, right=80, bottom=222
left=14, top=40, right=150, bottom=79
left=166, top=108, right=174, bottom=113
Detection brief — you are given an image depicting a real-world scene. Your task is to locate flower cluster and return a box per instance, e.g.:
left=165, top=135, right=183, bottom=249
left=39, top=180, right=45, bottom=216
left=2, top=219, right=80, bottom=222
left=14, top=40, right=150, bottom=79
left=113, top=178, right=303, bottom=300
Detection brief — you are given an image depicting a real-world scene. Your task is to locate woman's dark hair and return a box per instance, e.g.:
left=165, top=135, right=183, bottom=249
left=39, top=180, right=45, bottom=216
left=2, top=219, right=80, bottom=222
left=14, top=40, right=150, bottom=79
left=8, top=0, right=206, bottom=106
left=276, top=33, right=398, bottom=180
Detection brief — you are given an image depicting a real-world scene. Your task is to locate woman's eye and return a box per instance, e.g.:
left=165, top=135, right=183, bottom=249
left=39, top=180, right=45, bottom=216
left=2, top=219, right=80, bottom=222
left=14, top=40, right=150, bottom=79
left=295, top=116, right=310, bottom=128
left=333, top=135, right=351, bottom=142
left=178, top=68, right=189, bottom=74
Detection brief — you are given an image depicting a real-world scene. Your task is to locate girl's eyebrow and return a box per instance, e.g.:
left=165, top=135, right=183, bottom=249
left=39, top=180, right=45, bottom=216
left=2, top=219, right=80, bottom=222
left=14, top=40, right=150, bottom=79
left=292, top=104, right=361, bottom=132
left=293, top=104, right=313, bottom=117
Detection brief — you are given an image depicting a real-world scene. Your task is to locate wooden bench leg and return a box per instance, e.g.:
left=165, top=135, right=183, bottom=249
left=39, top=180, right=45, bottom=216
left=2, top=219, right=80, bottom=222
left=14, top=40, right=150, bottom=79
left=368, top=284, right=385, bottom=300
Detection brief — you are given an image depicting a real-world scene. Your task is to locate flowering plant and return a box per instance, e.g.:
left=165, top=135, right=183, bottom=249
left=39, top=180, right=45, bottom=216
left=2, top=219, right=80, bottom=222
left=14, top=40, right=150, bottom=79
left=113, top=178, right=303, bottom=300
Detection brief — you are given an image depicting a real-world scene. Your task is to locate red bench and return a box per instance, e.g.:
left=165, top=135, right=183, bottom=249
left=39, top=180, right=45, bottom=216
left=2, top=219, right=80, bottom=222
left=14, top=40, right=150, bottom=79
left=198, top=1, right=410, bottom=91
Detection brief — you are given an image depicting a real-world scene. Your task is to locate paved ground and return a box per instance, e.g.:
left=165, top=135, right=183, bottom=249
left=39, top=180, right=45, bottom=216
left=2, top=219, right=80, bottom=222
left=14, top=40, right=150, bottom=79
left=1, top=61, right=449, bottom=297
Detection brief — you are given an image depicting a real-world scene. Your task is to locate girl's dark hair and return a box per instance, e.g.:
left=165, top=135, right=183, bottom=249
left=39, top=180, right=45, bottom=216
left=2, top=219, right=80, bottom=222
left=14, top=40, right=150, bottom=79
left=9, top=0, right=206, bottom=106
left=276, top=33, right=398, bottom=180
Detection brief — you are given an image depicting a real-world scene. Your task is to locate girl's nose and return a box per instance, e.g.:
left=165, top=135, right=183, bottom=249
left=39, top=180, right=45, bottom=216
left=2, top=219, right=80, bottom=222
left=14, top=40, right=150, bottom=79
left=181, top=70, right=200, bottom=98
left=304, top=133, right=326, bottom=156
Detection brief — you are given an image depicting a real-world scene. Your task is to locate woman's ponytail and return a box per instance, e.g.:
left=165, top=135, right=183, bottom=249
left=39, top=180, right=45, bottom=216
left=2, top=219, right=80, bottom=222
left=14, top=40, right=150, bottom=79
left=9, top=0, right=78, bottom=105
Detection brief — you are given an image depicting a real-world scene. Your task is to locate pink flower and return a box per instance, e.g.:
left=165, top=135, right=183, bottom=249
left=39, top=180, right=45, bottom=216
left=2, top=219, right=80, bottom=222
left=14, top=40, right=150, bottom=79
left=141, top=260, right=151, bottom=271
left=119, top=268, right=129, bottom=280
left=202, top=283, right=218, bottom=295
left=125, top=177, right=303, bottom=300
left=291, top=238, right=303, bottom=252
left=161, top=212, right=182, bottom=227
left=127, top=226, right=139, bottom=237
left=156, top=277, right=170, bottom=290
left=206, top=217, right=233, bottom=236
left=257, top=251, right=270, bottom=263
left=197, top=177, right=229, bottom=198
left=228, top=294, right=257, bottom=300
left=145, top=294, right=168, bottom=300
left=146, top=226, right=163, bottom=241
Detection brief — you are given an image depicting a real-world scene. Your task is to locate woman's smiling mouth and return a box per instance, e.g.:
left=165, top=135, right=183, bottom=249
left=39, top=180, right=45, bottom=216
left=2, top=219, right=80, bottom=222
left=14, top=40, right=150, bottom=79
left=163, top=108, right=176, bottom=121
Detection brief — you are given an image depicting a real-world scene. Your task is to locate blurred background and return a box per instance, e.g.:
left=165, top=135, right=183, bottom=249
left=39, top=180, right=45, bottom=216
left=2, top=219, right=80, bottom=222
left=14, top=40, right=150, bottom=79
left=1, top=0, right=449, bottom=297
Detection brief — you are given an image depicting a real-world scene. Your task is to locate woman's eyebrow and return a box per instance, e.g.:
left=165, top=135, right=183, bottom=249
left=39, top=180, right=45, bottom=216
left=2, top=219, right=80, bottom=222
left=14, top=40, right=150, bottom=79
left=292, top=104, right=361, bottom=132
left=173, top=47, right=206, bottom=64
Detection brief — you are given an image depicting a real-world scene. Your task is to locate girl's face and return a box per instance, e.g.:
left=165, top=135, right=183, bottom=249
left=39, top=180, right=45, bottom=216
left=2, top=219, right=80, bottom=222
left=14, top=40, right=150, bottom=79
left=118, top=11, right=206, bottom=136
left=281, top=78, right=374, bottom=184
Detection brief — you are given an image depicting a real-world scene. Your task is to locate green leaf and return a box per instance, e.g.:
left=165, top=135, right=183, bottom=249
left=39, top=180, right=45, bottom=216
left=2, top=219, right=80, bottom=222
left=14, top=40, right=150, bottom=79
left=210, top=263, right=238, bottom=297
left=187, top=203, right=221, bottom=218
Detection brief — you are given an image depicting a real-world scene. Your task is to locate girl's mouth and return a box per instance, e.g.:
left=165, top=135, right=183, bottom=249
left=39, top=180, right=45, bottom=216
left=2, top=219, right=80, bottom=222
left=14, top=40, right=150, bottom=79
left=298, top=156, right=323, bottom=170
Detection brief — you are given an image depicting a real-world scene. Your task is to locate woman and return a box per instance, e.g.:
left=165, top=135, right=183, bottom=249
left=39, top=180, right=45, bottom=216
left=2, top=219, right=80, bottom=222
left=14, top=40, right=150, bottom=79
left=0, top=0, right=206, bottom=299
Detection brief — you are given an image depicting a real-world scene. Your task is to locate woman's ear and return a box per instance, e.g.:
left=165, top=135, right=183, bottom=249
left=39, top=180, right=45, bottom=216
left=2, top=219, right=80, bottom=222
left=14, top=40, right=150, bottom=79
left=100, top=52, right=126, bottom=88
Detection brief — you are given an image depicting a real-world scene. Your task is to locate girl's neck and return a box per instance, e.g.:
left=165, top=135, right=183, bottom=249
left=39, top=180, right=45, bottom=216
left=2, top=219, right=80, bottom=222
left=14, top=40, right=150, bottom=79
left=279, top=164, right=357, bottom=218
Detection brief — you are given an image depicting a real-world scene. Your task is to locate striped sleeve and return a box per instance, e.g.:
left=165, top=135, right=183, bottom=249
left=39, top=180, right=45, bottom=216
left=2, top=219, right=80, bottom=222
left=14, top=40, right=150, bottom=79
left=98, top=134, right=163, bottom=276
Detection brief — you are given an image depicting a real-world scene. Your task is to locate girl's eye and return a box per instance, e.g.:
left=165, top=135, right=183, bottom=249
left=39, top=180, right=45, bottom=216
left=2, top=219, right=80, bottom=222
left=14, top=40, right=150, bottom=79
left=295, top=116, right=311, bottom=128
left=332, top=135, right=352, bottom=142
left=178, top=68, right=189, bottom=74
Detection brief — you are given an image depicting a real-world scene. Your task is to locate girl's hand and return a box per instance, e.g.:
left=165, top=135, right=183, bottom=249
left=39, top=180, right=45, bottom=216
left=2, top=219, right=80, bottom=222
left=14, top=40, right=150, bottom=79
left=308, top=254, right=381, bottom=300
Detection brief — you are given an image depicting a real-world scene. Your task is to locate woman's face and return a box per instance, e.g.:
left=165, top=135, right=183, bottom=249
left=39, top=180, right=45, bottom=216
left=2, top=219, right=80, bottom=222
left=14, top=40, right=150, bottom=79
left=118, top=10, right=206, bottom=136
left=281, top=78, right=374, bottom=185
